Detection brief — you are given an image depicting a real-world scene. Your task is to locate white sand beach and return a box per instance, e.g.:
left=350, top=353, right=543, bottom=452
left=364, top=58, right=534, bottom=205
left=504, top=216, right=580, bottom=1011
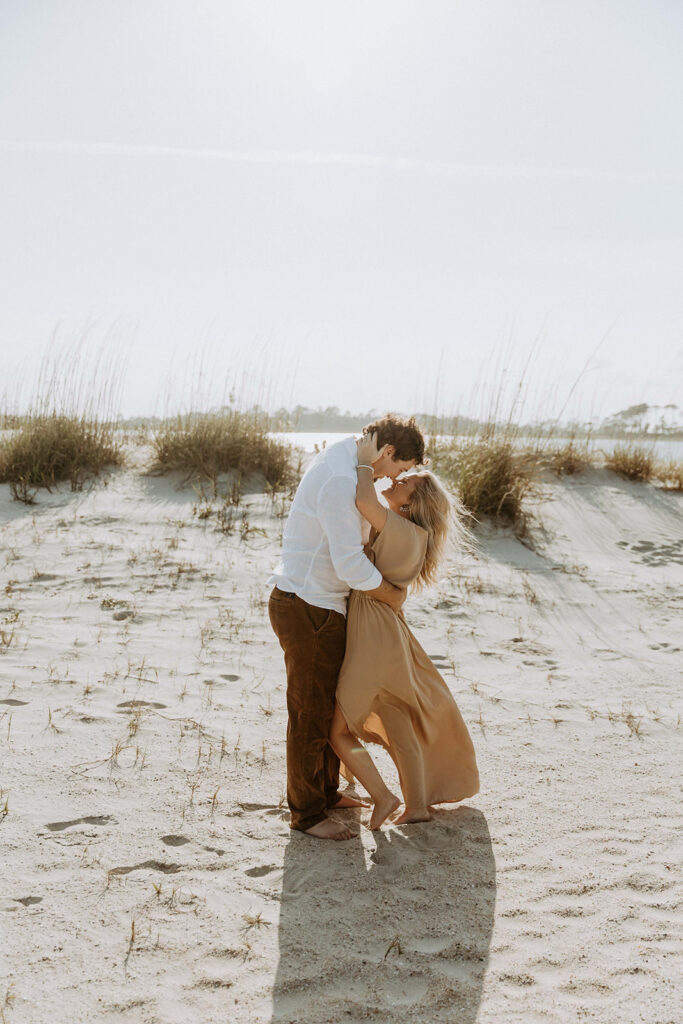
left=1, top=446, right=681, bottom=1023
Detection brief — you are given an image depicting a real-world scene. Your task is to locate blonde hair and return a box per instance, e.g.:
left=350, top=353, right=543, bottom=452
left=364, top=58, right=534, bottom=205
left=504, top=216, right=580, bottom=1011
left=407, top=471, right=476, bottom=589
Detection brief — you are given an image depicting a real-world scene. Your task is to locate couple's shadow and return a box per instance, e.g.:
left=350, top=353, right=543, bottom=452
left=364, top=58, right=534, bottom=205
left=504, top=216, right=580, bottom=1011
left=271, top=804, right=495, bottom=1023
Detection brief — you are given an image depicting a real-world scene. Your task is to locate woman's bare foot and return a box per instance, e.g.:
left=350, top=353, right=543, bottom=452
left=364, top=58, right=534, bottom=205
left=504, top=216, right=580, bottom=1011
left=393, top=807, right=433, bottom=825
left=331, top=794, right=370, bottom=809
left=369, top=792, right=401, bottom=830
left=304, top=817, right=356, bottom=840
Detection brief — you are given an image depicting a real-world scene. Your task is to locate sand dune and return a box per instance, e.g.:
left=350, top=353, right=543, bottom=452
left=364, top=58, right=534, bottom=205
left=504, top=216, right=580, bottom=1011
left=1, top=448, right=681, bottom=1023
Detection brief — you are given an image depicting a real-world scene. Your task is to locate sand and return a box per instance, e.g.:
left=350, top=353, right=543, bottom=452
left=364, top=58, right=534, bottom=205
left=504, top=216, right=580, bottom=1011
left=1, top=446, right=681, bottom=1023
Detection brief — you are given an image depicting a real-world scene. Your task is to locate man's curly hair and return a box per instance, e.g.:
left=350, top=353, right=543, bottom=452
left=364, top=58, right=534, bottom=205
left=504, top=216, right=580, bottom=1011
left=362, top=414, right=427, bottom=465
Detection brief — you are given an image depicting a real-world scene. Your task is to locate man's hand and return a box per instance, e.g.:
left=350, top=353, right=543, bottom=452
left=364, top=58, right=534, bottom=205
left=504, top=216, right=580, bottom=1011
left=364, top=577, right=407, bottom=613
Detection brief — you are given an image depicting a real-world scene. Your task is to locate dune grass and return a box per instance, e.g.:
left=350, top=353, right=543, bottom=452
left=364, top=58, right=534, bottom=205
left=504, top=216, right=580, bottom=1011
left=605, top=443, right=655, bottom=482
left=541, top=439, right=595, bottom=477
left=150, top=410, right=294, bottom=488
left=0, top=414, right=123, bottom=501
left=0, top=340, right=125, bottom=502
left=653, top=458, right=683, bottom=491
left=428, top=430, right=538, bottom=534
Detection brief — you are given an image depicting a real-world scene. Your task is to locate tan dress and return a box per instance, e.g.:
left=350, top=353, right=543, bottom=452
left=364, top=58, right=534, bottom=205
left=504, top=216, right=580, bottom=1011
left=336, top=508, right=480, bottom=809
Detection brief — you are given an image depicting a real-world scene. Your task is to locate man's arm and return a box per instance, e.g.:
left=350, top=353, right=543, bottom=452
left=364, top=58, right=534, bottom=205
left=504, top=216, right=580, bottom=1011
left=363, top=576, right=407, bottom=613
left=317, top=475, right=405, bottom=612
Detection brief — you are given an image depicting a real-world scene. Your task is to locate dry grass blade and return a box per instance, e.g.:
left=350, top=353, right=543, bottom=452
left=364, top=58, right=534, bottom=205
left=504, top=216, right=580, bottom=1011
left=123, top=918, right=136, bottom=974
left=1, top=985, right=15, bottom=1024
left=383, top=934, right=402, bottom=960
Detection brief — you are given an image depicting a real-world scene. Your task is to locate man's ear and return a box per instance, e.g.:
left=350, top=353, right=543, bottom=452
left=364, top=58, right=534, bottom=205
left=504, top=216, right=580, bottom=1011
left=385, top=445, right=396, bottom=459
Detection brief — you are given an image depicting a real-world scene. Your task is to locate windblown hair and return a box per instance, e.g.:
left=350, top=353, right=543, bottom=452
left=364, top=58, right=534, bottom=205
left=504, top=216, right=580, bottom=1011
left=407, top=471, right=476, bottom=590
left=362, top=414, right=426, bottom=466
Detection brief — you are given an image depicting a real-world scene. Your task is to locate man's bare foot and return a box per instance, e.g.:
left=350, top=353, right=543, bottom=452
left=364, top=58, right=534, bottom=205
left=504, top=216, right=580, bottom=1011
left=369, top=793, right=401, bottom=830
left=331, top=794, right=370, bottom=809
left=393, top=807, right=433, bottom=825
left=304, top=817, right=356, bottom=840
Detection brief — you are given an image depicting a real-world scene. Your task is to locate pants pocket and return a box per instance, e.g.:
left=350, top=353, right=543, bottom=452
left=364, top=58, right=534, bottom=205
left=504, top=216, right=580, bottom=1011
left=303, top=601, right=333, bottom=634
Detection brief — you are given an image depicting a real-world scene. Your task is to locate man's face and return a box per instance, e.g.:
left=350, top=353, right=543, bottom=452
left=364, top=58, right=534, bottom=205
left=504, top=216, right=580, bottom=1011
left=373, top=447, right=416, bottom=480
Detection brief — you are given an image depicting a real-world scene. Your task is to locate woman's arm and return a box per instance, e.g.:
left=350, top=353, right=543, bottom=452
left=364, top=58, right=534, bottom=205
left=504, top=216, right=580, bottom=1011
left=355, top=433, right=388, bottom=533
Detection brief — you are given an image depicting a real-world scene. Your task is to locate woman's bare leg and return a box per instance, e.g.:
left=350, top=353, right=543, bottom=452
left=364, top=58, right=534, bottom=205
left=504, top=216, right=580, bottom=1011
left=329, top=704, right=400, bottom=829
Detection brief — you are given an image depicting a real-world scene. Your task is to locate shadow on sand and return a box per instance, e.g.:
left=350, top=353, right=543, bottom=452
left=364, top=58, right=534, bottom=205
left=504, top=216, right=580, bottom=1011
left=271, top=805, right=495, bottom=1023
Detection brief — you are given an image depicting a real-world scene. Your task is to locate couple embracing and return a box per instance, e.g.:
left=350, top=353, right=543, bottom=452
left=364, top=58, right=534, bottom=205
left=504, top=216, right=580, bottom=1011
left=268, top=415, right=479, bottom=841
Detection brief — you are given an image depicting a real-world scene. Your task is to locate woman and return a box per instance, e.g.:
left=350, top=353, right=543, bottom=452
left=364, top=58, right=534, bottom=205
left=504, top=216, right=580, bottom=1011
left=329, top=432, right=480, bottom=828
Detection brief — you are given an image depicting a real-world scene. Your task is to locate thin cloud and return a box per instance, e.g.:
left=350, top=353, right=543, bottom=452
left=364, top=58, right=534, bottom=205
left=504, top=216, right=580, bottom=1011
left=1, top=139, right=681, bottom=185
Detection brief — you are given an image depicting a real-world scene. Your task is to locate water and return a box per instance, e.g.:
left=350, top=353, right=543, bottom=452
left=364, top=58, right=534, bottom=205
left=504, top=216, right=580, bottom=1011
left=270, top=431, right=683, bottom=462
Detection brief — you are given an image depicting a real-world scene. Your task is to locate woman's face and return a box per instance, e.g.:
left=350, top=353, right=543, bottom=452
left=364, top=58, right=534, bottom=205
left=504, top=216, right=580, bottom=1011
left=382, top=473, right=421, bottom=513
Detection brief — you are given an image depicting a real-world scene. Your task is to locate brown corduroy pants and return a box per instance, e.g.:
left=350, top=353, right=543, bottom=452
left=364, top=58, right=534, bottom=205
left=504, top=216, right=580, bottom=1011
left=268, top=586, right=347, bottom=832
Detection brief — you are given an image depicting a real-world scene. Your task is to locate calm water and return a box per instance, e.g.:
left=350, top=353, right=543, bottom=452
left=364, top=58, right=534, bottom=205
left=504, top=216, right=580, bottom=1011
left=270, top=431, right=683, bottom=462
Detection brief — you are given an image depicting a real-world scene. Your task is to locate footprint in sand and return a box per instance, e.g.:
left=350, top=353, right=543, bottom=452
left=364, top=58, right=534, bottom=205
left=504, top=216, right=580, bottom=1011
left=624, top=538, right=683, bottom=567
left=238, top=801, right=279, bottom=812
left=46, top=814, right=114, bottom=832
left=221, top=673, right=240, bottom=681
left=1, top=896, right=42, bottom=913
left=593, top=649, right=624, bottom=661
left=161, top=835, right=191, bottom=847
left=0, top=698, right=28, bottom=706
left=244, top=864, right=279, bottom=877
left=116, top=699, right=167, bottom=710
left=110, top=860, right=181, bottom=876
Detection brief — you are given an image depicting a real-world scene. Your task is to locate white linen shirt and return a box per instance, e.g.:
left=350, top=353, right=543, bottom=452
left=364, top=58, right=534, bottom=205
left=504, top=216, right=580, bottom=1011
left=268, top=436, right=382, bottom=615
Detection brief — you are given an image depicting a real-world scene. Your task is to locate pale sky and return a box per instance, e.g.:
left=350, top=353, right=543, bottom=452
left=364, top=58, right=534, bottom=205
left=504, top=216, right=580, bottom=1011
left=1, top=1, right=682, bottom=423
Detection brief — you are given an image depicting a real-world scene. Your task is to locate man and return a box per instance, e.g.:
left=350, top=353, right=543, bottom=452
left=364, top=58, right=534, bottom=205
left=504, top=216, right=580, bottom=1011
left=268, top=414, right=426, bottom=840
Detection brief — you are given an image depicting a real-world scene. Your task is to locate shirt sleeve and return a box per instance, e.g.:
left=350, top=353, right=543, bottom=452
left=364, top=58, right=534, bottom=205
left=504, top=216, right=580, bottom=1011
left=317, top=475, right=383, bottom=591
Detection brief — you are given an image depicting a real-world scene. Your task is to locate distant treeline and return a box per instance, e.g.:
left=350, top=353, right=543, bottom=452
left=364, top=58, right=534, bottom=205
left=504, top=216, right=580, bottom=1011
left=3, top=405, right=682, bottom=439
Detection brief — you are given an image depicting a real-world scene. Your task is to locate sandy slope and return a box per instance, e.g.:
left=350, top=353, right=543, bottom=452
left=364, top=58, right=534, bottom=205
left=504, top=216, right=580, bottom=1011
left=0, top=448, right=681, bottom=1023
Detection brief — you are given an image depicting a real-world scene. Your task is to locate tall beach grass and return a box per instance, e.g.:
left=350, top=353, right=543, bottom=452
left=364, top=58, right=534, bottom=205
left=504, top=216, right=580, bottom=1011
left=150, top=409, right=294, bottom=488
left=428, top=432, right=537, bottom=534
left=0, top=339, right=125, bottom=502
left=653, top=458, right=683, bottom=491
left=605, top=443, right=655, bottom=482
